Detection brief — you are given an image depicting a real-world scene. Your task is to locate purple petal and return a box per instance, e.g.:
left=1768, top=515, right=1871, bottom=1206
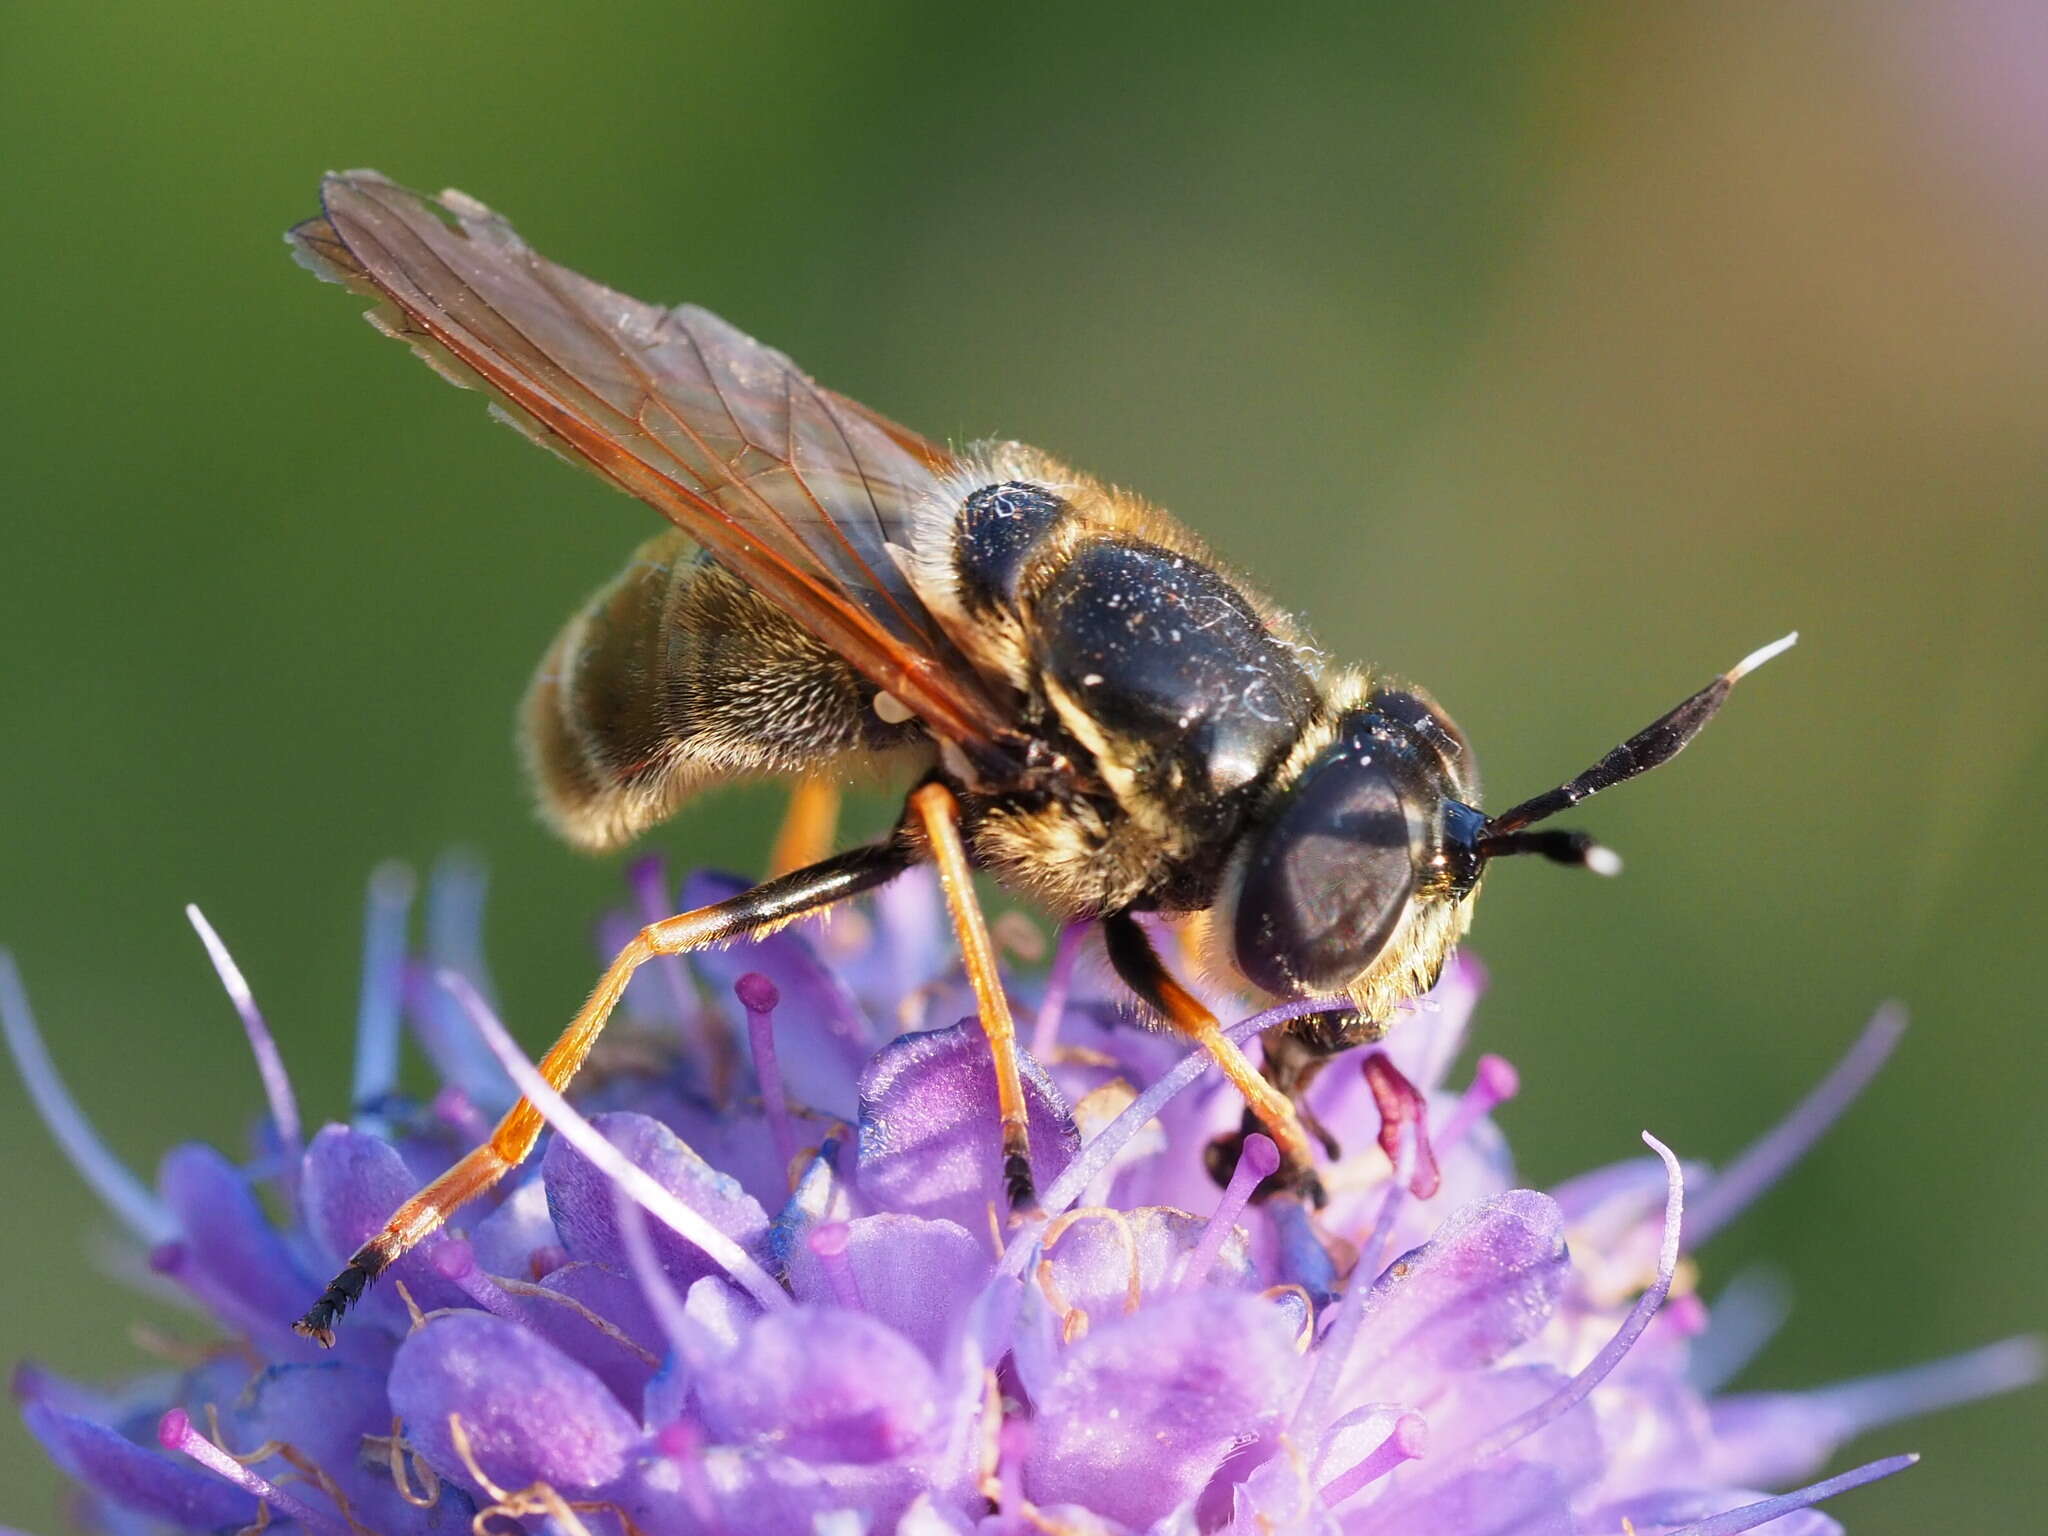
left=299, top=1123, right=472, bottom=1328
left=680, top=1275, right=757, bottom=1366
left=224, top=1362, right=464, bottom=1529
left=1034, top=1207, right=1253, bottom=1330
left=466, top=1174, right=561, bottom=1280
left=824, top=863, right=948, bottom=1017
left=857, top=1020, right=1078, bottom=1230
left=1024, top=1291, right=1304, bottom=1529
left=1709, top=1336, right=2043, bottom=1487
left=1238, top=1404, right=1406, bottom=1525
left=1347, top=1460, right=1573, bottom=1536
left=1421, top=1365, right=1604, bottom=1489
left=782, top=1212, right=994, bottom=1362
left=507, top=1261, right=664, bottom=1406
left=695, top=1304, right=943, bottom=1463
left=621, top=1441, right=950, bottom=1536
left=389, top=1310, right=642, bottom=1495
left=408, top=851, right=517, bottom=1115
left=1443, top=1132, right=1684, bottom=1473
left=1337, top=1190, right=1569, bottom=1405
left=543, top=1111, right=770, bottom=1289
left=21, top=1400, right=255, bottom=1532
left=156, top=1143, right=319, bottom=1344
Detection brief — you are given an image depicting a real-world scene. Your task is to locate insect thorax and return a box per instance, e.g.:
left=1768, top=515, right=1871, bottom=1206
left=942, top=478, right=1324, bottom=916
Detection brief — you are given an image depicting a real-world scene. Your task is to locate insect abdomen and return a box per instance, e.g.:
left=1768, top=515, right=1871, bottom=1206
left=522, top=531, right=921, bottom=851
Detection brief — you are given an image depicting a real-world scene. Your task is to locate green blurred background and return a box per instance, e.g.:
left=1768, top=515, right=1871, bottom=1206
left=3, top=2, right=2042, bottom=1528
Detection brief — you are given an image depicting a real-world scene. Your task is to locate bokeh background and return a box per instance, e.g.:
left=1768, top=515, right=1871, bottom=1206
left=3, top=3, right=2042, bottom=1528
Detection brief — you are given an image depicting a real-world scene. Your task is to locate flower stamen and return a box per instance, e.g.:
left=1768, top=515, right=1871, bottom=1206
left=0, top=952, right=176, bottom=1245
left=440, top=969, right=791, bottom=1311
left=655, top=1422, right=724, bottom=1533
left=1029, top=921, right=1084, bottom=1062
left=1180, top=1132, right=1278, bottom=1292
left=1009, top=996, right=1354, bottom=1260
left=1435, top=1053, right=1519, bottom=1154
left=1666, top=1452, right=1919, bottom=1535
left=393, top=1279, right=427, bottom=1332
left=429, top=1237, right=523, bottom=1323
left=495, top=1271, right=663, bottom=1365
left=633, top=856, right=734, bottom=1101
left=1293, top=1098, right=1422, bottom=1440
left=736, top=973, right=800, bottom=1187
left=351, top=863, right=415, bottom=1134
left=1318, top=1411, right=1427, bottom=1506
left=807, top=1221, right=865, bottom=1311
left=158, top=1409, right=351, bottom=1536
left=1458, top=1131, right=1686, bottom=1468
left=186, top=904, right=301, bottom=1169
left=1685, top=1003, right=1906, bottom=1249
left=368, top=1418, right=443, bottom=1509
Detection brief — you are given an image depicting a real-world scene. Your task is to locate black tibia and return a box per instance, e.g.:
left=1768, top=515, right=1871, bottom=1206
left=694, top=837, right=922, bottom=935
left=294, top=837, right=918, bottom=1347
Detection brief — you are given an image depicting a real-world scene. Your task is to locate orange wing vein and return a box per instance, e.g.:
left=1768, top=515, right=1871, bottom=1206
left=289, top=169, right=1015, bottom=755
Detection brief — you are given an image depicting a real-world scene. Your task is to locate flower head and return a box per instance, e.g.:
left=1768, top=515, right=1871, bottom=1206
left=7, top=855, right=2038, bottom=1534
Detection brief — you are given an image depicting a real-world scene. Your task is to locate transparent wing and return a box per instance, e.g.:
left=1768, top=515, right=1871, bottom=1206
left=290, top=169, right=1014, bottom=752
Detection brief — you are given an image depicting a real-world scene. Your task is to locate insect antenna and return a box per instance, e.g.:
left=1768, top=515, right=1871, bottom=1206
left=1477, top=631, right=1798, bottom=858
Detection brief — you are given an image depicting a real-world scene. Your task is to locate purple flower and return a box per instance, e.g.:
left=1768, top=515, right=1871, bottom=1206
left=5, top=854, right=2038, bottom=1535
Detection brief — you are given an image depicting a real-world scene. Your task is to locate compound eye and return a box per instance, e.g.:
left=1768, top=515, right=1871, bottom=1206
left=1231, top=743, right=1418, bottom=997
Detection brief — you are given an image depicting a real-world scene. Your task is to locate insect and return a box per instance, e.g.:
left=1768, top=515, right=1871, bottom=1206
left=288, top=170, right=1791, bottom=1344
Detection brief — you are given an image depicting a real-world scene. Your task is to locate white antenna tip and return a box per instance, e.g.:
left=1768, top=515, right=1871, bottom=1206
left=1584, top=845, right=1624, bottom=878
left=1728, top=630, right=1799, bottom=682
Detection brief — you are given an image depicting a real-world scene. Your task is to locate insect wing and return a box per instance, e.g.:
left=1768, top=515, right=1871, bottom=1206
left=290, top=170, right=1012, bottom=751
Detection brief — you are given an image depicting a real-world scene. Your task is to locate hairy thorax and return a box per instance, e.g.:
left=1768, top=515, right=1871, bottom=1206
left=904, top=448, right=1328, bottom=920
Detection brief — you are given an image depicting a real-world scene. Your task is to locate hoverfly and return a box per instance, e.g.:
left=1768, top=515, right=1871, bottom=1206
left=289, top=171, right=1789, bottom=1344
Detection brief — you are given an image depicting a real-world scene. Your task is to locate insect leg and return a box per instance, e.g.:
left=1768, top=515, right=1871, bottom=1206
left=767, top=774, right=842, bottom=878
left=906, top=780, right=1037, bottom=1213
left=1101, top=911, right=1323, bottom=1199
left=295, top=837, right=914, bottom=1345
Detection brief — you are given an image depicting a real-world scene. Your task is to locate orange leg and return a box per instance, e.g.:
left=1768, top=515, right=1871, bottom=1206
left=907, top=781, right=1037, bottom=1211
left=1101, top=912, right=1320, bottom=1191
left=767, top=775, right=841, bottom=879
left=296, top=839, right=913, bottom=1345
